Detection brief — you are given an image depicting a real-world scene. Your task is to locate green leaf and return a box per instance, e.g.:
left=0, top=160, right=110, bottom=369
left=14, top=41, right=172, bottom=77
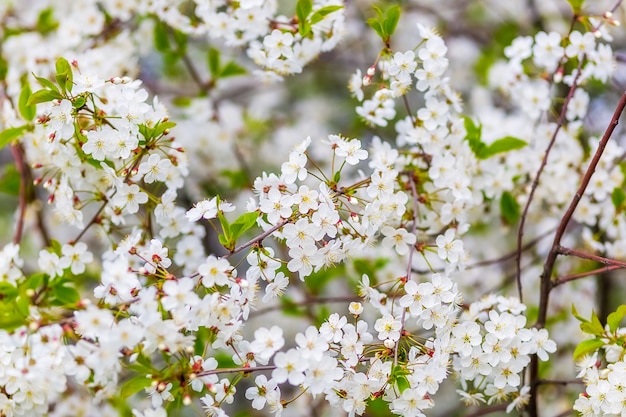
left=500, top=191, right=520, bottom=224
left=383, top=5, right=401, bottom=38
left=36, top=8, right=59, bottom=35
left=0, top=282, right=18, bottom=300
left=0, top=125, right=30, bottom=149
left=367, top=17, right=385, bottom=40
left=462, top=116, right=486, bottom=157
left=612, top=187, right=625, bottom=212
left=73, top=96, right=86, bottom=109
left=572, top=304, right=589, bottom=323
left=152, top=121, right=176, bottom=138
left=220, top=61, right=247, bottom=78
left=33, top=75, right=60, bottom=93
left=153, top=20, right=170, bottom=53
left=120, top=375, right=152, bottom=398
left=55, top=57, right=73, bottom=93
left=309, top=5, right=343, bottom=25
left=573, top=338, right=605, bottom=360
left=229, top=212, right=259, bottom=243
left=607, top=305, right=626, bottom=333
left=567, top=0, right=585, bottom=13
left=480, top=136, right=527, bottom=158
left=18, top=81, right=36, bottom=121
left=0, top=54, right=7, bottom=81
left=208, top=47, right=221, bottom=77
left=580, top=310, right=605, bottom=336
left=296, top=0, right=313, bottom=26
left=27, top=89, right=63, bottom=106
left=50, top=284, right=80, bottom=306
left=217, top=205, right=233, bottom=250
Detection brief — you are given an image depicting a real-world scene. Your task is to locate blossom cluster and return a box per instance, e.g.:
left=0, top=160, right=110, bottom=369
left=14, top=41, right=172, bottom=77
left=0, top=1, right=625, bottom=417
left=453, top=295, right=556, bottom=411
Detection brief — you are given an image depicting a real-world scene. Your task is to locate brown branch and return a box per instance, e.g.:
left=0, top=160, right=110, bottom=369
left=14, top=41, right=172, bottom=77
left=462, top=403, right=508, bottom=417
left=536, top=378, right=584, bottom=386
left=469, top=228, right=555, bottom=269
left=515, top=57, right=585, bottom=302
left=11, top=143, right=27, bottom=245
left=553, top=264, right=624, bottom=287
left=222, top=219, right=290, bottom=259
left=251, top=296, right=360, bottom=318
left=395, top=173, right=419, bottom=366
left=557, top=246, right=626, bottom=268
left=196, top=365, right=276, bottom=377
left=527, top=90, right=626, bottom=417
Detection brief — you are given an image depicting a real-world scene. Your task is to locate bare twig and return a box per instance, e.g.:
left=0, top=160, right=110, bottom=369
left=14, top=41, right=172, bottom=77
left=515, top=58, right=585, bottom=302
left=11, top=143, right=27, bottom=245
left=394, top=173, right=419, bottom=366
left=557, top=246, right=626, bottom=268
left=553, top=264, right=624, bottom=287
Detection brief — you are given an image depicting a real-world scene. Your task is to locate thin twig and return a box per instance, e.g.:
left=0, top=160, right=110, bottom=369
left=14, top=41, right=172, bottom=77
left=557, top=246, right=626, bottom=268
left=515, top=58, right=585, bottom=302
left=394, top=174, right=419, bottom=366
left=196, top=365, right=275, bottom=377
left=528, top=90, right=626, bottom=417
left=11, top=143, right=27, bottom=245
left=553, top=264, right=624, bottom=287
left=222, top=219, right=290, bottom=259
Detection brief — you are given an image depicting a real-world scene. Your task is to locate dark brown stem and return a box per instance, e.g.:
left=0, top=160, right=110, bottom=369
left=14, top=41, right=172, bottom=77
left=222, top=219, right=290, bottom=259
left=394, top=173, right=419, bottom=366
left=11, top=143, right=27, bottom=245
left=196, top=365, right=275, bottom=377
left=527, top=90, right=626, bottom=417
left=515, top=57, right=585, bottom=302
left=72, top=199, right=108, bottom=243
left=553, top=264, right=623, bottom=287
left=250, top=296, right=360, bottom=318
left=462, top=403, right=508, bottom=417
left=557, top=246, right=626, bottom=268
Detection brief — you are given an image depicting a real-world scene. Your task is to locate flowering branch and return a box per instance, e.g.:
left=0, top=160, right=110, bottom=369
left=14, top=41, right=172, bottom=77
left=515, top=55, right=585, bottom=301
left=528, top=89, right=626, bottom=417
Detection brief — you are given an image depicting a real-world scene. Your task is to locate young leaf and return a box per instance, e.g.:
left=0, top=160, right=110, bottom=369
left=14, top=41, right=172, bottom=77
left=18, top=81, right=36, bottom=121
left=573, top=338, right=605, bottom=360
left=33, top=74, right=60, bottom=93
left=0, top=125, right=30, bottom=149
left=36, top=7, right=59, bottom=35
left=309, top=5, right=343, bottom=25
left=229, top=212, right=260, bottom=242
left=567, top=0, right=585, bottom=14
left=27, top=89, right=63, bottom=106
left=0, top=163, right=20, bottom=196
left=480, top=136, right=527, bottom=158
left=462, top=116, right=486, bottom=157
left=296, top=0, right=313, bottom=25
left=580, top=310, right=605, bottom=336
left=500, top=191, right=520, bottom=224
left=383, top=5, right=401, bottom=38
left=55, top=57, right=73, bottom=93
left=120, top=375, right=152, bottom=398
left=207, top=47, right=221, bottom=77
left=367, top=17, right=385, bottom=40
left=217, top=209, right=233, bottom=250
left=220, top=61, right=247, bottom=78
left=153, top=20, right=171, bottom=53
left=612, top=187, right=625, bottom=212
left=572, top=304, right=589, bottom=323
left=607, top=305, right=626, bottom=333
